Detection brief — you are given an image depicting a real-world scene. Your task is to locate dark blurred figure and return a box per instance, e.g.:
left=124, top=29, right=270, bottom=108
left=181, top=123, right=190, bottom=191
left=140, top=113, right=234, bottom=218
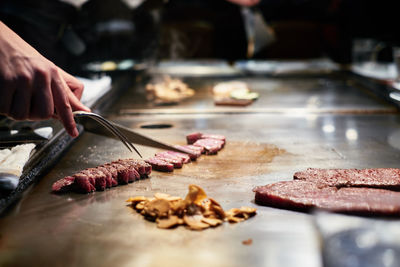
left=0, top=0, right=80, bottom=70
left=159, top=0, right=248, bottom=60
left=0, top=0, right=161, bottom=71
left=256, top=0, right=400, bottom=63
left=2, top=0, right=400, bottom=65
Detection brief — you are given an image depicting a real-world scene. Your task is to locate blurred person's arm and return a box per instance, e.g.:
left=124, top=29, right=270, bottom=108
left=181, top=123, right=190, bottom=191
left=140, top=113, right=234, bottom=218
left=0, top=21, right=90, bottom=137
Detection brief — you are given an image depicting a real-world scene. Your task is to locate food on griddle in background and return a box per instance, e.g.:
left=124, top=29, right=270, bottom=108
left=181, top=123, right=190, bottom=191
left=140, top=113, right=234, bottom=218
left=214, top=98, right=253, bottom=107
left=294, top=168, right=400, bottom=189
left=212, top=81, right=249, bottom=98
left=254, top=168, right=400, bottom=216
left=147, top=132, right=226, bottom=172
left=212, top=80, right=258, bottom=106
left=146, top=76, right=195, bottom=104
left=52, top=159, right=151, bottom=194
left=126, top=184, right=257, bottom=230
left=100, top=61, right=117, bottom=71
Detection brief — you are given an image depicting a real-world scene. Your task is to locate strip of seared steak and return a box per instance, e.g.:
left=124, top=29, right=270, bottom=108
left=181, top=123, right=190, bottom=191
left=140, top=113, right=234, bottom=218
left=186, top=132, right=203, bottom=144
left=154, top=152, right=184, bottom=168
left=148, top=132, right=226, bottom=172
left=164, top=151, right=191, bottom=163
left=186, top=132, right=226, bottom=145
left=174, top=145, right=203, bottom=159
left=52, top=159, right=151, bottom=194
left=294, top=168, right=400, bottom=190
left=193, top=138, right=224, bottom=155
left=145, top=157, right=174, bottom=172
left=254, top=180, right=400, bottom=216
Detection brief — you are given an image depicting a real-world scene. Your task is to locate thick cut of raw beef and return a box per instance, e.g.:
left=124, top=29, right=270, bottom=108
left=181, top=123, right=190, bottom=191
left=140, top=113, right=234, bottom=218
left=254, top=180, right=400, bottom=216
left=294, top=168, right=400, bottom=190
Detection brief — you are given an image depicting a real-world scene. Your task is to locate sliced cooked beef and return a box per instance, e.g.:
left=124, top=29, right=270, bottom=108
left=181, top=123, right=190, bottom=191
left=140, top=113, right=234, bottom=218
left=254, top=180, right=400, bottom=216
left=155, top=152, right=184, bottom=168
left=186, top=132, right=203, bottom=144
left=165, top=151, right=191, bottom=163
left=148, top=132, right=226, bottom=173
left=51, top=176, right=76, bottom=193
left=114, top=159, right=151, bottom=178
left=145, top=157, right=174, bottom=172
left=74, top=173, right=96, bottom=193
left=112, top=161, right=141, bottom=182
left=101, top=164, right=119, bottom=186
left=174, top=145, right=202, bottom=159
left=81, top=169, right=107, bottom=191
left=201, top=134, right=226, bottom=145
left=186, top=145, right=205, bottom=154
left=52, top=158, right=151, bottom=194
left=294, top=168, right=400, bottom=190
left=186, top=132, right=226, bottom=145
left=109, top=163, right=130, bottom=184
left=97, top=166, right=113, bottom=188
left=193, top=138, right=224, bottom=155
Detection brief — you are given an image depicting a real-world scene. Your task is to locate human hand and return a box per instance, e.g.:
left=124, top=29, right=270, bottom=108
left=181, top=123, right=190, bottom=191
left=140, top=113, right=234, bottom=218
left=225, top=0, right=260, bottom=7
left=0, top=21, right=90, bottom=137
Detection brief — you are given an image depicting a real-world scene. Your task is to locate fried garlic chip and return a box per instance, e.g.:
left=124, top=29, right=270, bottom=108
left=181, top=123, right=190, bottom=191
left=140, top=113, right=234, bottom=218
left=183, top=215, right=210, bottom=230
left=184, top=184, right=208, bottom=205
left=157, top=215, right=182, bottom=229
left=201, top=217, right=223, bottom=227
left=126, top=196, right=147, bottom=204
left=126, top=185, right=257, bottom=230
left=143, top=199, right=171, bottom=219
left=225, top=207, right=257, bottom=223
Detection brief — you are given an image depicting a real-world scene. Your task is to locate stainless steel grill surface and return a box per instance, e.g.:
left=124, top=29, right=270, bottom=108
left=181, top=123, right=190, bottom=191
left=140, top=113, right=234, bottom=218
left=0, top=63, right=399, bottom=267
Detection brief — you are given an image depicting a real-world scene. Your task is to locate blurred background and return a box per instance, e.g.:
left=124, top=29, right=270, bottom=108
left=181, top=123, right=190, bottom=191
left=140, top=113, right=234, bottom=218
left=1, top=0, right=399, bottom=73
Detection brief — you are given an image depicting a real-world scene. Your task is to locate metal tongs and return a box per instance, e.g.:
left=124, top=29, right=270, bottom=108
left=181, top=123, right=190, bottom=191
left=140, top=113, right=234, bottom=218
left=73, top=111, right=191, bottom=157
